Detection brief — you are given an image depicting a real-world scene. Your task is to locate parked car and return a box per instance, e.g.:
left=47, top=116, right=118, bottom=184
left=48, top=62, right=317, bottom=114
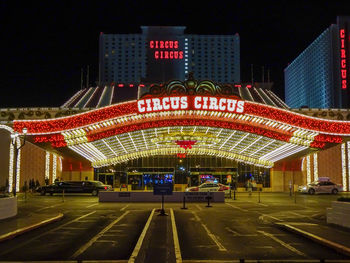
left=298, top=181, right=343, bottom=195
left=218, top=183, right=231, bottom=195
left=37, top=180, right=112, bottom=196
left=185, top=182, right=229, bottom=193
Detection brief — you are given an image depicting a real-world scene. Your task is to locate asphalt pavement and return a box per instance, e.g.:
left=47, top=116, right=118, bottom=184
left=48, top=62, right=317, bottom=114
left=1, top=192, right=350, bottom=262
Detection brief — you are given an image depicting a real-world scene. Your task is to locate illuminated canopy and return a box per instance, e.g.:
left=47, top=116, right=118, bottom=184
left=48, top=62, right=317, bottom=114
left=13, top=79, right=350, bottom=168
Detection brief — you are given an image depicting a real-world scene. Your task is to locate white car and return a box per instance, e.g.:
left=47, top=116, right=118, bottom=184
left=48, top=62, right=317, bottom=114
left=298, top=181, right=343, bottom=195
left=185, top=182, right=229, bottom=193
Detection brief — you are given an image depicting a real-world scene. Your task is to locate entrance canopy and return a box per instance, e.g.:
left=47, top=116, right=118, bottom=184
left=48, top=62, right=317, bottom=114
left=13, top=79, right=350, bottom=168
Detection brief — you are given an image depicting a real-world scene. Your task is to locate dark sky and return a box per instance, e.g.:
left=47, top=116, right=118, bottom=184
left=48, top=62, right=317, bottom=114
left=1, top=0, right=350, bottom=107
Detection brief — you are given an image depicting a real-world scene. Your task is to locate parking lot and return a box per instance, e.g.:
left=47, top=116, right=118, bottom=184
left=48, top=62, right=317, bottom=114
left=0, top=192, right=349, bottom=262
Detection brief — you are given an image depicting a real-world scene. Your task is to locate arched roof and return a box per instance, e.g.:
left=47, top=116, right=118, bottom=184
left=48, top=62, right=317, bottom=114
left=13, top=79, right=350, bottom=168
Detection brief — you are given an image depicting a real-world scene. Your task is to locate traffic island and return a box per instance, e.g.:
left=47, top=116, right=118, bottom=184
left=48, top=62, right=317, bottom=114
left=0, top=213, right=64, bottom=242
left=276, top=222, right=350, bottom=256
left=0, top=196, right=17, bottom=220
left=99, top=191, right=224, bottom=202
left=327, top=200, right=350, bottom=228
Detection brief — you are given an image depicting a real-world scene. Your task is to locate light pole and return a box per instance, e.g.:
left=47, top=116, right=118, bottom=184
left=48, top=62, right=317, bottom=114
left=10, top=127, right=27, bottom=197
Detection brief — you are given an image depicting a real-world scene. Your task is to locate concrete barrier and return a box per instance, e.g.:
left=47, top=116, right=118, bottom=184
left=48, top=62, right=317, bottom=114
left=327, top=201, right=350, bottom=228
left=0, top=196, right=17, bottom=220
left=99, top=191, right=225, bottom=202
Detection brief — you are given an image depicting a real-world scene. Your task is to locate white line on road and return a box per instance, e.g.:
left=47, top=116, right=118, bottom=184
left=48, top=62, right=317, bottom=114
left=170, top=209, right=182, bottom=263
left=0, top=211, right=97, bottom=257
left=258, top=230, right=306, bottom=257
left=226, top=202, right=283, bottom=222
left=288, top=211, right=316, bottom=220
left=128, top=208, right=155, bottom=263
left=258, top=213, right=283, bottom=222
left=191, top=211, right=227, bottom=252
left=195, top=204, right=202, bottom=211
left=225, top=227, right=257, bottom=237
left=36, top=202, right=64, bottom=212
left=253, top=201, right=269, bottom=207
left=86, top=203, right=98, bottom=208
left=120, top=204, right=130, bottom=211
left=71, top=210, right=130, bottom=259
left=225, top=202, right=248, bottom=212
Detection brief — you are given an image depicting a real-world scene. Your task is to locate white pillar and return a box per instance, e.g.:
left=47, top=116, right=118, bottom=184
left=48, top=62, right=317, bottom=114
left=313, top=153, right=318, bottom=182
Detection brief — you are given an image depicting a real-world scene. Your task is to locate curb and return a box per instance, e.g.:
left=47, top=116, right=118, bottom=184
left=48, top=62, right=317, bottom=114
left=276, top=222, right=350, bottom=256
left=0, top=213, right=64, bottom=242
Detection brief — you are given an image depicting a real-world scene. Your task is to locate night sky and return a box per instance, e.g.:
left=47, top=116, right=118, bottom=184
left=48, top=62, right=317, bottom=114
left=1, top=1, right=349, bottom=108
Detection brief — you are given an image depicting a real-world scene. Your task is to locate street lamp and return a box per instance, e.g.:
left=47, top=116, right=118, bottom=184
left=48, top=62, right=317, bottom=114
left=10, top=127, right=27, bottom=196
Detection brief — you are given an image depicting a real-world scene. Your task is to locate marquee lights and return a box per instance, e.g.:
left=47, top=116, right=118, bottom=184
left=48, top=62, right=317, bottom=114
left=52, top=154, right=57, bottom=182
left=15, top=137, right=21, bottom=192
left=14, top=98, right=350, bottom=136
left=91, top=147, right=273, bottom=168
left=31, top=111, right=335, bottom=151
left=348, top=142, right=350, bottom=192
left=306, top=155, right=311, bottom=184
left=313, top=153, right=318, bottom=182
left=9, top=142, right=14, bottom=192
left=86, top=119, right=292, bottom=146
left=0, top=125, right=15, bottom=192
left=341, top=143, right=347, bottom=191
left=12, top=95, right=350, bottom=169
left=72, top=125, right=285, bottom=167
left=176, top=140, right=197, bottom=150
left=14, top=101, right=137, bottom=134
left=340, top=29, right=347, bottom=89
left=45, top=152, right=50, bottom=181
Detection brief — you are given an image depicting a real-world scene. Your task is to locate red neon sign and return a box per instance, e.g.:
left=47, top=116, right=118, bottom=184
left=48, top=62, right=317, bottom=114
left=149, top=40, right=183, bottom=60
left=137, top=96, right=245, bottom=114
left=340, top=29, right=347, bottom=89
left=150, top=40, right=179, bottom=49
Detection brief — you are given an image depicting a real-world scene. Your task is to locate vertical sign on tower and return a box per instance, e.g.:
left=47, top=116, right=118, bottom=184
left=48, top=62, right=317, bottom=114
left=340, top=28, right=347, bottom=89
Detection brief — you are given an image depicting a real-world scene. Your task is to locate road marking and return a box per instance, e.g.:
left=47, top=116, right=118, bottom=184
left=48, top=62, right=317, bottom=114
left=192, top=211, right=201, bottom=222
left=254, top=246, right=274, bottom=249
left=225, top=202, right=248, bottom=212
left=128, top=208, right=155, bottom=263
left=0, top=211, right=96, bottom=257
left=61, top=227, right=87, bottom=230
left=86, top=203, right=98, bottom=208
left=195, top=204, right=203, bottom=211
left=36, top=202, right=64, bottom=212
left=225, top=227, right=257, bottom=237
left=276, top=223, right=350, bottom=256
left=71, top=210, right=130, bottom=259
left=258, top=230, right=306, bottom=257
left=170, top=209, right=182, bottom=263
left=120, top=204, right=130, bottom=211
left=283, top=222, right=318, bottom=226
left=192, top=211, right=227, bottom=252
left=258, top=213, right=283, bottom=222
left=288, top=211, right=317, bottom=221
left=256, top=202, right=269, bottom=207
left=246, top=200, right=269, bottom=207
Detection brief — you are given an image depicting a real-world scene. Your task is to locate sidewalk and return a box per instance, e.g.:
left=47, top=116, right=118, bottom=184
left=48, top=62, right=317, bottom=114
left=0, top=197, right=63, bottom=242
left=276, top=221, right=350, bottom=256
